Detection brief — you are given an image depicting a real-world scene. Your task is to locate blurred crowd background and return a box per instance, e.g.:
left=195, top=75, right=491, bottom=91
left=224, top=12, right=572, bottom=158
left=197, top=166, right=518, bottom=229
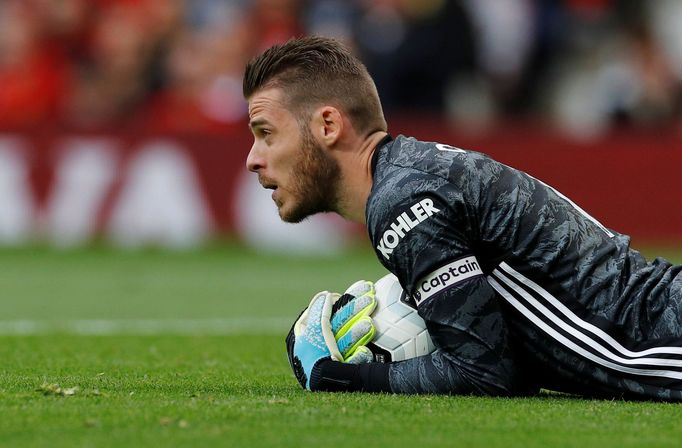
left=1, top=0, right=681, bottom=140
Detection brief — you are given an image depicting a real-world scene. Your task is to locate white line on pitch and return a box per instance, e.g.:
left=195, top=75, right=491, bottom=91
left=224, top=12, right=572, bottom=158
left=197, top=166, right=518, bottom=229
left=0, top=318, right=291, bottom=335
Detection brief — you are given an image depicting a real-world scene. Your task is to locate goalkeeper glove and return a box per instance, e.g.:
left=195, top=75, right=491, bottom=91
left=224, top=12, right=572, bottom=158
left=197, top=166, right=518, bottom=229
left=331, top=280, right=377, bottom=364
left=285, top=281, right=377, bottom=390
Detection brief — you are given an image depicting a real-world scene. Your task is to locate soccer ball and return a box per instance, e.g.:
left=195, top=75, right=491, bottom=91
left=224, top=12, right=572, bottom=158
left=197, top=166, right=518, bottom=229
left=367, top=273, right=436, bottom=362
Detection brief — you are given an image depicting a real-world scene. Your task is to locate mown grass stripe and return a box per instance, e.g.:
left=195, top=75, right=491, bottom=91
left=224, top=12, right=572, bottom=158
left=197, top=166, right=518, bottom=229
left=0, top=318, right=291, bottom=335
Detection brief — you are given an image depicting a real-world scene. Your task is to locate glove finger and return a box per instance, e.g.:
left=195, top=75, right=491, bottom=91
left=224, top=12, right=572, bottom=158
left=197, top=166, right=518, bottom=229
left=336, top=316, right=376, bottom=361
left=345, top=345, right=374, bottom=364
left=331, top=294, right=376, bottom=337
left=344, top=280, right=374, bottom=298
left=330, top=280, right=374, bottom=316
left=295, top=291, right=327, bottom=337
left=331, top=281, right=376, bottom=336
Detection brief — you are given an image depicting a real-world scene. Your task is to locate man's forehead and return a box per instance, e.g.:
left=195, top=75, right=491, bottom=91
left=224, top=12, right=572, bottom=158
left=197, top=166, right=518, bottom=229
left=248, top=87, right=287, bottom=120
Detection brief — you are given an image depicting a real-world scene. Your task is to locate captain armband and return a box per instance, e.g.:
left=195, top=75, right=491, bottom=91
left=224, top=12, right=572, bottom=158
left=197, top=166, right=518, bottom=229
left=412, top=256, right=483, bottom=307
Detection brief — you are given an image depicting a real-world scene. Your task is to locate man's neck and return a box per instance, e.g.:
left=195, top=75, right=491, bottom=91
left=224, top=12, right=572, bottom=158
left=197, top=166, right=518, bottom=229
left=334, top=131, right=388, bottom=224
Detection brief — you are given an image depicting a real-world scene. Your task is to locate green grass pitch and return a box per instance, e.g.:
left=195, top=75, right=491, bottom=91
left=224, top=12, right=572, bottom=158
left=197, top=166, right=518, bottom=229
left=1, top=243, right=682, bottom=447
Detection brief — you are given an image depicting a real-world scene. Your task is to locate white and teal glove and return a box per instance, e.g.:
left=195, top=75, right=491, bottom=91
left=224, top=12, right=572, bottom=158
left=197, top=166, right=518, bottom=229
left=285, top=281, right=377, bottom=390
left=331, top=280, right=377, bottom=364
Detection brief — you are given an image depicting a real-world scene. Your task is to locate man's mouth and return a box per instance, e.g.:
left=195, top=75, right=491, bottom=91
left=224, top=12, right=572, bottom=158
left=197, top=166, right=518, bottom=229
left=259, top=177, right=278, bottom=190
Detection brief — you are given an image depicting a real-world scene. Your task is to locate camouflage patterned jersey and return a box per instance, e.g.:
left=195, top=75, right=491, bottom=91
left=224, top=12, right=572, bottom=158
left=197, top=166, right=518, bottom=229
left=358, top=134, right=682, bottom=400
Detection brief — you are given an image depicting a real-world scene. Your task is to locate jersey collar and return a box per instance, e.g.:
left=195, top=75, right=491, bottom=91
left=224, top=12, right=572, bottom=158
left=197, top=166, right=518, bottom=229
left=370, top=134, right=394, bottom=177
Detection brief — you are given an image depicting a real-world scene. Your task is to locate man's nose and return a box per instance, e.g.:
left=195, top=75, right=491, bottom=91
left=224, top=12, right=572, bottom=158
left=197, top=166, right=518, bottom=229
left=246, top=143, right=264, bottom=172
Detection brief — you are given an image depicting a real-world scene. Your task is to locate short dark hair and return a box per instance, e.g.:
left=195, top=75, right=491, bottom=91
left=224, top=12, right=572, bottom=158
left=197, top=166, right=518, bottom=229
left=243, top=36, right=387, bottom=136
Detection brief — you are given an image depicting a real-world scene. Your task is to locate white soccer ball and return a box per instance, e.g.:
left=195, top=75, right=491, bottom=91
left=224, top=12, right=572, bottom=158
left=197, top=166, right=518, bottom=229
left=368, top=273, right=436, bottom=362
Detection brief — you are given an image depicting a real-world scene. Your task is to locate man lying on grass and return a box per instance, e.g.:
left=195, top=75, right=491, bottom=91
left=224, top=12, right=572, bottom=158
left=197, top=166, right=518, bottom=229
left=243, top=36, right=682, bottom=400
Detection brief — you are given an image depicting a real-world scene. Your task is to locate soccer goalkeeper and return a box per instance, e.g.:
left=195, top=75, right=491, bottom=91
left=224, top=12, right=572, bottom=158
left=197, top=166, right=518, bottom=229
left=243, top=36, right=682, bottom=401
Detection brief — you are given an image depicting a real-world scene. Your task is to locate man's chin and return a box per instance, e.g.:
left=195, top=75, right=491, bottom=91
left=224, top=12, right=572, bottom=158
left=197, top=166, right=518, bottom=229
left=277, top=201, right=321, bottom=224
left=277, top=207, right=310, bottom=224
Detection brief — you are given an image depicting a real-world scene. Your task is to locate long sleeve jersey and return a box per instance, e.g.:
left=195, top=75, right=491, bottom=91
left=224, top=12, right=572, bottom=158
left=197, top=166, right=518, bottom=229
left=314, top=134, right=682, bottom=401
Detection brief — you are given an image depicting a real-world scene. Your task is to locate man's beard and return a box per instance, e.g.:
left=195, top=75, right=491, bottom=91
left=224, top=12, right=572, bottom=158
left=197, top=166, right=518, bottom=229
left=278, top=128, right=340, bottom=223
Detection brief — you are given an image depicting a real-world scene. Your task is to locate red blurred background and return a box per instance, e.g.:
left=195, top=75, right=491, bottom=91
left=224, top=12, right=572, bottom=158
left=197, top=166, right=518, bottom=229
left=0, top=0, right=680, bottom=250
left=1, top=0, right=681, bottom=134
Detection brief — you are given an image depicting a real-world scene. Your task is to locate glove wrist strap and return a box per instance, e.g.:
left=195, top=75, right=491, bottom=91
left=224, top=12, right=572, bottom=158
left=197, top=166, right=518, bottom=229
left=311, top=359, right=392, bottom=392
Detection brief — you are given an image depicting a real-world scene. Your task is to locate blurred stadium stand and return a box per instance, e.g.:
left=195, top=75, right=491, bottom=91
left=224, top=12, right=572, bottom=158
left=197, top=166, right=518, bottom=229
left=0, top=0, right=680, bottom=251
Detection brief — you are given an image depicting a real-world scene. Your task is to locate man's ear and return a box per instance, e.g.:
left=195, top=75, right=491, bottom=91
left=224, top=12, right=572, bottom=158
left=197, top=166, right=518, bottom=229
left=312, top=106, right=343, bottom=146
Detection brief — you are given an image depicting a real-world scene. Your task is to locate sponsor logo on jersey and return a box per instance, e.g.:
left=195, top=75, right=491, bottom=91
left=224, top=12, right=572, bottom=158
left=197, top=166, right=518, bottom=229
left=376, top=198, right=441, bottom=260
left=413, top=256, right=482, bottom=307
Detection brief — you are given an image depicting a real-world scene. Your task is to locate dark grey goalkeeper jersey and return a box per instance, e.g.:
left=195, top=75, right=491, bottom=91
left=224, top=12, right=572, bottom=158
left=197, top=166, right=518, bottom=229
left=366, top=135, right=682, bottom=400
